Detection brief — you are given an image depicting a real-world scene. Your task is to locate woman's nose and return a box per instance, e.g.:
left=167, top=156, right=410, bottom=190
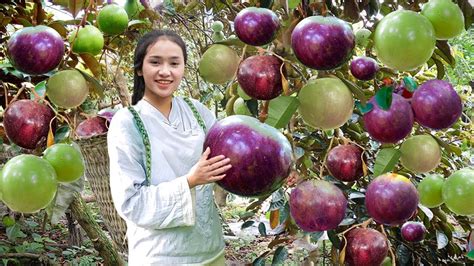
left=158, top=64, right=171, bottom=75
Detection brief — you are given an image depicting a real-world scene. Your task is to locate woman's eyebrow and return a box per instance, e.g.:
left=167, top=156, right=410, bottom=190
left=147, top=55, right=181, bottom=60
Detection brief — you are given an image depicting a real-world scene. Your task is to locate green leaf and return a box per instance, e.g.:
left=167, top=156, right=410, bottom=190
left=436, top=230, right=448, bottom=249
left=402, top=77, right=418, bottom=92
left=67, top=0, right=86, bottom=18
left=241, top=220, right=255, bottom=229
left=309, top=231, right=324, bottom=242
left=271, top=246, right=288, bottom=265
left=279, top=202, right=290, bottom=224
left=375, top=86, right=393, bottom=110
left=79, top=53, right=101, bottom=78
left=355, top=101, right=373, bottom=114
left=337, top=74, right=368, bottom=105
left=265, top=96, right=299, bottom=129
left=373, top=148, right=401, bottom=176
left=46, top=171, right=85, bottom=224
left=467, top=249, right=474, bottom=260
left=327, top=230, right=341, bottom=247
left=128, top=19, right=151, bottom=28
left=259, top=0, right=273, bottom=8
left=258, top=222, right=267, bottom=237
left=253, top=257, right=266, bottom=266
left=268, top=238, right=289, bottom=249
left=2, top=216, right=15, bottom=227
left=433, top=57, right=445, bottom=79
left=418, top=204, right=434, bottom=221
left=396, top=244, right=413, bottom=266
left=457, top=0, right=473, bottom=29
left=435, top=41, right=455, bottom=67
left=6, top=224, right=26, bottom=242
left=31, top=80, right=47, bottom=100
left=431, top=135, right=462, bottom=156
left=76, top=68, right=104, bottom=98
left=246, top=99, right=259, bottom=117
left=54, top=126, right=70, bottom=144
left=288, top=0, right=302, bottom=8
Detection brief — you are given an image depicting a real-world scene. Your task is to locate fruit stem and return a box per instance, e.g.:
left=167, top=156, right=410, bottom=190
left=380, top=224, right=397, bottom=266
left=258, top=101, right=269, bottom=122
left=338, top=218, right=373, bottom=236
left=10, top=83, right=27, bottom=105
left=319, top=135, right=335, bottom=178
left=32, top=0, right=41, bottom=26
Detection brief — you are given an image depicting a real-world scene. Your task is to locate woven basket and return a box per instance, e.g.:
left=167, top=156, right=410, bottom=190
left=76, top=134, right=128, bottom=254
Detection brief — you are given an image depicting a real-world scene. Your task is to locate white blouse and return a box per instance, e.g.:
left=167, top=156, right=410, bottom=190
left=107, top=97, right=224, bottom=265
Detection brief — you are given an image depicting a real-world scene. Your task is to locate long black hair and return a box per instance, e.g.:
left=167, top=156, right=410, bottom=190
left=131, top=30, right=188, bottom=105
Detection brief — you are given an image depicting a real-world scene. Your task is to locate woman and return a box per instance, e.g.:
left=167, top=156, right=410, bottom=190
left=108, top=30, right=231, bottom=265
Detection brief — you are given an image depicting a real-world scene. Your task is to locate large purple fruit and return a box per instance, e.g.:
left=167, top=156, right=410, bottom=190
left=7, top=26, right=64, bottom=75
left=290, top=180, right=347, bottom=231
left=350, top=56, right=379, bottom=80
left=326, top=144, right=364, bottom=182
left=411, top=79, right=462, bottom=130
left=291, top=16, right=355, bottom=70
left=401, top=221, right=426, bottom=242
left=76, top=116, right=109, bottom=138
left=344, top=228, right=388, bottom=266
left=3, top=100, right=55, bottom=150
left=363, top=93, right=414, bottom=143
left=365, top=173, right=419, bottom=226
left=234, top=7, right=280, bottom=46
left=237, top=55, right=284, bottom=100
left=204, top=115, right=292, bottom=197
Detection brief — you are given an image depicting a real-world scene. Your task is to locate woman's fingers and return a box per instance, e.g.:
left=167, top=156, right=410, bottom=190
left=210, top=164, right=232, bottom=176
left=200, top=147, right=211, bottom=162
left=210, top=174, right=226, bottom=182
left=207, top=154, right=227, bottom=165
left=208, top=157, right=231, bottom=170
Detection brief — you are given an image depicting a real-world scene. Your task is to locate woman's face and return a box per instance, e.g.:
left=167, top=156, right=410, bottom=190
left=139, top=38, right=185, bottom=101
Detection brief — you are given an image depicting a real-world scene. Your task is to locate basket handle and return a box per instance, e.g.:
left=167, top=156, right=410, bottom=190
left=128, top=106, right=152, bottom=186
left=127, top=98, right=206, bottom=186
left=183, top=97, right=207, bottom=132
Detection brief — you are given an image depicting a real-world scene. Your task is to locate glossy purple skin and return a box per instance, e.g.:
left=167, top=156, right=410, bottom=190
left=344, top=228, right=388, bottom=266
left=4, top=100, right=55, bottom=150
left=290, top=180, right=347, bottom=231
left=365, top=173, right=419, bottom=226
left=350, top=56, right=379, bottom=80
left=291, top=16, right=355, bottom=70
left=7, top=26, right=64, bottom=75
left=326, top=144, right=363, bottom=182
left=411, top=79, right=462, bottom=130
left=363, top=93, right=414, bottom=143
left=401, top=221, right=426, bottom=242
left=204, top=115, right=292, bottom=197
left=237, top=55, right=284, bottom=100
left=234, top=7, right=280, bottom=46
left=76, top=117, right=109, bottom=138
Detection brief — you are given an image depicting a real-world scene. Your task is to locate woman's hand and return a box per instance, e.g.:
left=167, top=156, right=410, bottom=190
left=187, top=147, right=232, bottom=189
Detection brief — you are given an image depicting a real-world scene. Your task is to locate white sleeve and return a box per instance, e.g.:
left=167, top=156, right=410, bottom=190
left=107, top=110, right=195, bottom=230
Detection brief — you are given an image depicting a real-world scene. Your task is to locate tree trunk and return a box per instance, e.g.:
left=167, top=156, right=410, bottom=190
left=214, top=186, right=228, bottom=207
left=66, top=211, right=83, bottom=246
left=70, top=193, right=126, bottom=266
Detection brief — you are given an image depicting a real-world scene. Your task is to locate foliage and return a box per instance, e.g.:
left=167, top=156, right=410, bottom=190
left=0, top=0, right=472, bottom=264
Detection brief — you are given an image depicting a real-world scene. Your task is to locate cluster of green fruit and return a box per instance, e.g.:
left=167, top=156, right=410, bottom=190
left=418, top=168, right=474, bottom=216
left=70, top=4, right=132, bottom=56
left=0, top=144, right=85, bottom=213
left=374, top=0, right=465, bottom=71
